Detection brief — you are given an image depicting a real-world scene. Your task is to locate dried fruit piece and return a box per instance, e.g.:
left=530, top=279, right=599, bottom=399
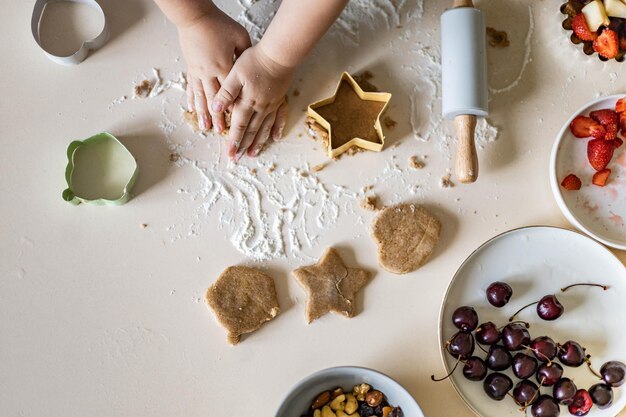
left=594, top=28, right=619, bottom=59
left=572, top=13, right=598, bottom=41
left=588, top=138, right=616, bottom=171
left=365, top=390, right=383, bottom=407
left=570, top=115, right=606, bottom=139
left=561, top=174, right=582, bottom=191
left=592, top=169, right=611, bottom=186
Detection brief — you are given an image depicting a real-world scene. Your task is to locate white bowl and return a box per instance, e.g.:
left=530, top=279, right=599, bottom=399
left=439, top=226, right=626, bottom=417
left=550, top=94, right=626, bottom=250
left=274, top=366, right=425, bottom=417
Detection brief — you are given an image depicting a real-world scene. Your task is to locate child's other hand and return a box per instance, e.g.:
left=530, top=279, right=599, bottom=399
left=211, top=44, right=293, bottom=161
left=178, top=8, right=251, bottom=132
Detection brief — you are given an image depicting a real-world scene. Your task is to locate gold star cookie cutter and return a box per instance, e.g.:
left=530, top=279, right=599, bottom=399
left=307, top=72, right=392, bottom=158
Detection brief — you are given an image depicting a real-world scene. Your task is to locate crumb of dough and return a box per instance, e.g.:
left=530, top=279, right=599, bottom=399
left=383, top=116, right=397, bottom=130
left=440, top=174, right=455, bottom=188
left=267, top=163, right=276, bottom=174
left=140, top=223, right=148, bottom=229
left=169, top=153, right=180, bottom=162
left=293, top=89, right=300, bottom=97
left=184, top=110, right=232, bottom=135
left=409, top=156, right=425, bottom=169
left=133, top=79, right=152, bottom=98
left=360, top=195, right=381, bottom=212
left=312, top=162, right=329, bottom=172
left=250, top=168, right=257, bottom=176
left=486, top=27, right=510, bottom=48
left=362, top=185, right=374, bottom=193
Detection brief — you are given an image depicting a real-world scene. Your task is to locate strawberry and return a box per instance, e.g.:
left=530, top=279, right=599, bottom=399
left=572, top=13, right=597, bottom=41
left=588, top=138, right=616, bottom=171
left=570, top=115, right=606, bottom=139
left=614, top=137, right=624, bottom=148
left=605, top=123, right=619, bottom=141
left=593, top=29, right=619, bottom=59
left=561, top=174, right=582, bottom=191
left=592, top=169, right=611, bottom=187
left=620, top=112, right=626, bottom=134
left=615, top=97, right=626, bottom=113
left=590, top=109, right=618, bottom=126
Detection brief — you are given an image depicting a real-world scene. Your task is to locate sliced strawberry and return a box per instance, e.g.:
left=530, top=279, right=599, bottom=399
left=592, top=169, right=611, bottom=187
left=604, top=123, right=619, bottom=141
left=572, top=13, right=597, bottom=41
left=594, top=29, right=619, bottom=59
left=570, top=116, right=606, bottom=139
left=614, top=137, right=624, bottom=148
left=561, top=174, right=582, bottom=191
left=615, top=97, right=626, bottom=113
left=588, top=138, right=616, bottom=171
left=620, top=112, right=626, bottom=134
left=590, top=109, right=619, bottom=126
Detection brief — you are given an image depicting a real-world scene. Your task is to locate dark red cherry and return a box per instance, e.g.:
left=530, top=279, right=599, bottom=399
left=568, top=389, right=593, bottom=416
left=553, top=377, right=577, bottom=405
left=502, top=323, right=531, bottom=351
left=557, top=341, right=585, bottom=367
left=536, top=363, right=563, bottom=387
left=483, top=372, right=513, bottom=401
left=600, top=361, right=626, bottom=387
left=486, top=281, right=513, bottom=307
left=475, top=321, right=500, bottom=345
left=537, top=295, right=564, bottom=321
left=531, top=395, right=560, bottom=417
left=513, top=379, right=539, bottom=407
left=462, top=356, right=487, bottom=381
left=513, top=352, right=538, bottom=380
left=529, top=336, right=557, bottom=362
left=452, top=306, right=479, bottom=332
left=589, top=383, right=613, bottom=409
left=446, top=331, right=475, bottom=359
left=485, top=345, right=512, bottom=371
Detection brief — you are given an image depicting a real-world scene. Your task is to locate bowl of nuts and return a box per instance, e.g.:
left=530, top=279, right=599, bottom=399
left=275, top=366, right=425, bottom=417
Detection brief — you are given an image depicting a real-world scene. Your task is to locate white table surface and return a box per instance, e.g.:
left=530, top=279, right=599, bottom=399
left=1, top=0, right=625, bottom=416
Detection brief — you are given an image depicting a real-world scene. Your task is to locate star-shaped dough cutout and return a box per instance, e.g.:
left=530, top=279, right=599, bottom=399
left=292, top=247, right=371, bottom=323
left=308, top=72, right=391, bottom=158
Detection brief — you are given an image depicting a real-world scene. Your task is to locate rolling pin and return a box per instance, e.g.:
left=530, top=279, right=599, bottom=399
left=441, top=0, right=488, bottom=184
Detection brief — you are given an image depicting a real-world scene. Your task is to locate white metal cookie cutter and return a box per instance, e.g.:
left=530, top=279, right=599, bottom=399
left=31, top=0, right=109, bottom=65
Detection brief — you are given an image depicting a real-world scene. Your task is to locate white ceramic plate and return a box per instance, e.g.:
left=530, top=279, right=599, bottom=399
left=550, top=95, right=626, bottom=250
left=439, top=226, right=626, bottom=417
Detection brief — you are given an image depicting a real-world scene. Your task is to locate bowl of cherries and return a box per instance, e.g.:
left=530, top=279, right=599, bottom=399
left=436, top=226, right=626, bottom=417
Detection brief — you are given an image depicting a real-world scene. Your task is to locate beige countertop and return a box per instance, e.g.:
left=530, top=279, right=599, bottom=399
left=1, top=0, right=625, bottom=416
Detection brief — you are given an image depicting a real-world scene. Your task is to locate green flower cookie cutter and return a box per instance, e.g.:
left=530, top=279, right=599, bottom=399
left=63, top=132, right=138, bottom=205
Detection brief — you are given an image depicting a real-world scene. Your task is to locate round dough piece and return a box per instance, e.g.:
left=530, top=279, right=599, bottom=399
left=371, top=203, right=441, bottom=274
left=205, top=266, right=280, bottom=345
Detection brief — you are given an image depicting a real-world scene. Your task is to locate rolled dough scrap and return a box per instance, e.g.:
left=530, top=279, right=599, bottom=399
left=292, top=247, right=370, bottom=324
left=205, top=266, right=280, bottom=345
left=371, top=204, right=441, bottom=274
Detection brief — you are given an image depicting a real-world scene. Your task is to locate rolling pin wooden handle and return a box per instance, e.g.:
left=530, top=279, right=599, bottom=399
left=455, top=114, right=479, bottom=184
left=453, top=0, right=474, bottom=8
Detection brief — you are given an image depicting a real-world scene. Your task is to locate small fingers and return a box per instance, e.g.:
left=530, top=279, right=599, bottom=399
left=212, top=73, right=243, bottom=115
left=203, top=77, right=226, bottom=133
left=248, top=112, right=277, bottom=157
left=192, top=78, right=211, bottom=132
left=227, top=102, right=255, bottom=159
left=270, top=100, right=289, bottom=141
left=232, top=111, right=265, bottom=161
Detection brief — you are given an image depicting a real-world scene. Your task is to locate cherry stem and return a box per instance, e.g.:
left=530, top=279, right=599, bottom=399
left=431, top=357, right=461, bottom=382
left=522, top=345, right=552, bottom=366
left=499, top=320, right=530, bottom=330
left=585, top=355, right=603, bottom=379
left=477, top=344, right=488, bottom=354
left=509, top=302, right=539, bottom=322
left=561, top=283, right=609, bottom=292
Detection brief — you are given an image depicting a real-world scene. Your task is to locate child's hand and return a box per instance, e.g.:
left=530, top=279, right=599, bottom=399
left=177, top=8, right=251, bottom=132
left=211, top=44, right=294, bottom=161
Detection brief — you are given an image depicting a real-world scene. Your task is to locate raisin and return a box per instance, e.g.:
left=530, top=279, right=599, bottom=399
left=358, top=401, right=376, bottom=417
